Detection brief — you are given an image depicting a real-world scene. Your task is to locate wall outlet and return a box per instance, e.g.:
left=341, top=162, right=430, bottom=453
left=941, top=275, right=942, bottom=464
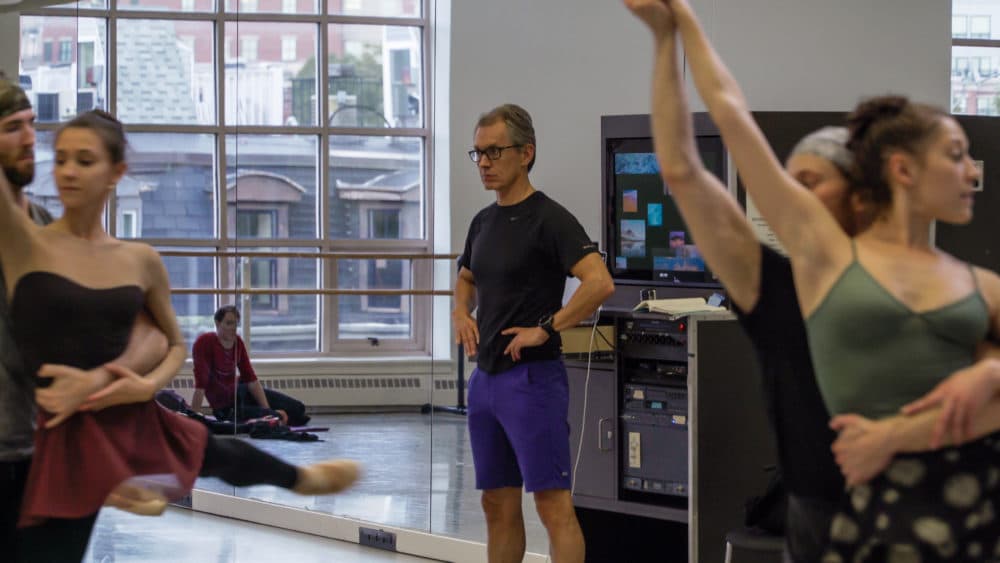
left=359, top=527, right=397, bottom=552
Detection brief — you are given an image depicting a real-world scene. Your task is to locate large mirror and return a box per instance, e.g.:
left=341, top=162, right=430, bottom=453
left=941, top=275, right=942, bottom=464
left=16, top=0, right=439, bottom=550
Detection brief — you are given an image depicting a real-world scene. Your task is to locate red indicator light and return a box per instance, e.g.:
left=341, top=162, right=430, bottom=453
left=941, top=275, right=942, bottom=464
left=679, top=323, right=686, bottom=332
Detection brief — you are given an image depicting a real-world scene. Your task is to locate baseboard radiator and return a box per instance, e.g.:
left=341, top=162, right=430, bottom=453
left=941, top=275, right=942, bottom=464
left=166, top=363, right=466, bottom=408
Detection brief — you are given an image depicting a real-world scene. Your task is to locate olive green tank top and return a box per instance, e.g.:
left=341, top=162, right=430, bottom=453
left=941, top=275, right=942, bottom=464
left=806, top=242, right=990, bottom=419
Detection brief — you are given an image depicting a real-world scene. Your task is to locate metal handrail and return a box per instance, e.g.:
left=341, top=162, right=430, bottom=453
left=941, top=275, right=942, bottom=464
left=172, top=288, right=452, bottom=296
left=160, top=250, right=460, bottom=261
left=164, top=249, right=459, bottom=296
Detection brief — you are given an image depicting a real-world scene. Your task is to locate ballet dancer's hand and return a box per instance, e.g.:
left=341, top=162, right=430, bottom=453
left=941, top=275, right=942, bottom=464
left=275, top=409, right=289, bottom=425
left=453, top=311, right=479, bottom=357
left=624, top=0, right=676, bottom=37
left=80, top=363, right=156, bottom=412
left=36, top=364, right=108, bottom=428
left=900, top=358, right=1000, bottom=448
left=501, top=326, right=550, bottom=362
left=829, top=414, right=898, bottom=487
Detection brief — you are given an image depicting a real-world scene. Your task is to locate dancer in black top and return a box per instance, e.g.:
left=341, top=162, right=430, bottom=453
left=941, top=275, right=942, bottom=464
left=1, top=110, right=359, bottom=562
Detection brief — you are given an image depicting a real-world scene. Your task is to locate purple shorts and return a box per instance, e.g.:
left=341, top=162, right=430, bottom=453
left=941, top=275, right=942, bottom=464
left=467, top=360, right=572, bottom=492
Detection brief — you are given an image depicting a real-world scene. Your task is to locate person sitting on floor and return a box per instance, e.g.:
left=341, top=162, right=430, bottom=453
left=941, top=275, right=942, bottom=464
left=192, top=305, right=310, bottom=426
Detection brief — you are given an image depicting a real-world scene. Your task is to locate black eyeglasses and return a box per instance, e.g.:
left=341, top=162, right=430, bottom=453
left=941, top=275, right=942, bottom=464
left=468, top=144, right=522, bottom=163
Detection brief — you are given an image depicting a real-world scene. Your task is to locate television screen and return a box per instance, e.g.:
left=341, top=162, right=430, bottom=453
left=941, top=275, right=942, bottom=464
left=607, top=136, right=726, bottom=286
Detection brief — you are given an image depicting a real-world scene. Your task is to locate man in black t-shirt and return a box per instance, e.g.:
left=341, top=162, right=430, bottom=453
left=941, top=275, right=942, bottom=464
left=454, top=104, right=614, bottom=563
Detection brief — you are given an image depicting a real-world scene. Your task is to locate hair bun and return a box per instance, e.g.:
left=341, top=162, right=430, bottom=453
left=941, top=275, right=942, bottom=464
left=846, top=95, right=909, bottom=150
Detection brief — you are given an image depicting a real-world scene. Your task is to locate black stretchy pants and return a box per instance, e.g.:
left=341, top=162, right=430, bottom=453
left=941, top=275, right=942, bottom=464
left=13, top=434, right=299, bottom=562
left=1, top=459, right=30, bottom=551
left=199, top=434, right=299, bottom=488
left=214, top=383, right=310, bottom=426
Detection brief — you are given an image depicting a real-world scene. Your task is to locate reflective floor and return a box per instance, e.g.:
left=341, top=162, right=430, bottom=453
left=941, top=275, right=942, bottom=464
left=84, top=507, right=437, bottom=562
left=195, top=413, right=550, bottom=555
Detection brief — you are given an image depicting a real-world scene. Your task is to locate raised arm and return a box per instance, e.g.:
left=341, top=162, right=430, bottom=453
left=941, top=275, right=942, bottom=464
left=453, top=267, right=479, bottom=357
left=0, top=170, right=39, bottom=286
left=625, top=0, right=762, bottom=311
left=668, top=0, right=849, bottom=268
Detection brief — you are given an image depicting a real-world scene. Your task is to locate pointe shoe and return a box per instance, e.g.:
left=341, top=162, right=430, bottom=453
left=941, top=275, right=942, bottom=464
left=104, top=485, right=169, bottom=516
left=293, top=460, right=361, bottom=495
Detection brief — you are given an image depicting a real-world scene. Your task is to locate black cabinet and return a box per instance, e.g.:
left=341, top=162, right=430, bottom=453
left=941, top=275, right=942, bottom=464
left=567, top=361, right=616, bottom=501
left=567, top=312, right=777, bottom=563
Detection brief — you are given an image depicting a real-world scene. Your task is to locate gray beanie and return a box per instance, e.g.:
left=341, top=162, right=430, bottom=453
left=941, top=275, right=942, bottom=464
left=788, top=126, right=853, bottom=176
left=0, top=74, right=32, bottom=120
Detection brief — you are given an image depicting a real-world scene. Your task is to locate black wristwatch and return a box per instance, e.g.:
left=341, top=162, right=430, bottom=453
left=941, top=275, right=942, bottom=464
left=538, top=313, right=558, bottom=337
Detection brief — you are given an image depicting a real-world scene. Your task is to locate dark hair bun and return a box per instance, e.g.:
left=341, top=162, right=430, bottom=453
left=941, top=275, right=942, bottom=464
left=843, top=94, right=947, bottom=215
left=846, top=95, right=908, bottom=150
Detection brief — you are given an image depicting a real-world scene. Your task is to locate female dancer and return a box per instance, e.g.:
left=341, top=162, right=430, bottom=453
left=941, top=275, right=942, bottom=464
left=621, top=3, right=874, bottom=560
left=0, top=110, right=359, bottom=562
left=636, top=0, right=1000, bottom=559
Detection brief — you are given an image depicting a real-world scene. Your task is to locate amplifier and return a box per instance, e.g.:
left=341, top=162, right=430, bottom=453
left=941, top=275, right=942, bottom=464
left=621, top=384, right=689, bottom=498
left=619, top=318, right=688, bottom=362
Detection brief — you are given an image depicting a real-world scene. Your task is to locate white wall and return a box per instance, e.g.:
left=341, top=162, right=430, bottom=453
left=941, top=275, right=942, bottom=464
left=448, top=0, right=951, bottom=253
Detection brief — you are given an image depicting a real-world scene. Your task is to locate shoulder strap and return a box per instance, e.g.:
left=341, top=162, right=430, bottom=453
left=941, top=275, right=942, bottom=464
left=968, top=263, right=982, bottom=293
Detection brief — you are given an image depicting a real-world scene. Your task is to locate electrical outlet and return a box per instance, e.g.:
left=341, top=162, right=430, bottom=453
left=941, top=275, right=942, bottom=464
left=359, top=527, right=397, bottom=552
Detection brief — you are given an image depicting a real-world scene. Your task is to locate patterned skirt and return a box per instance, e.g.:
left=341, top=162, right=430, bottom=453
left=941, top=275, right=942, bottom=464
left=823, top=432, right=1000, bottom=562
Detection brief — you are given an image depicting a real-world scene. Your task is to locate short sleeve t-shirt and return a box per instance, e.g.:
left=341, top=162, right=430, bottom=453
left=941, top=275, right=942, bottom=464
left=0, top=201, right=54, bottom=461
left=732, top=244, right=843, bottom=500
left=458, top=191, right=598, bottom=375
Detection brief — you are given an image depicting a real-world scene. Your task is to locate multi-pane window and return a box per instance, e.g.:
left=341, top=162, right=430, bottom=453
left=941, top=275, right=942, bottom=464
left=972, top=15, right=992, bottom=38
left=119, top=210, right=138, bottom=238
left=240, top=36, right=259, bottom=63
left=368, top=208, right=400, bottom=239
left=58, top=39, right=72, bottom=63
left=977, top=95, right=997, bottom=115
left=19, top=0, right=431, bottom=355
left=952, top=2, right=1000, bottom=115
left=281, top=36, right=297, bottom=62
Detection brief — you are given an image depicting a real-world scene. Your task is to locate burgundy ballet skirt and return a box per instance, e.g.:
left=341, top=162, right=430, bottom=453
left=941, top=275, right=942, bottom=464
left=10, top=271, right=208, bottom=527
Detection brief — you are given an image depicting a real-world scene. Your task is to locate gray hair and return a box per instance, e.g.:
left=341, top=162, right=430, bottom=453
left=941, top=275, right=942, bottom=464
left=475, top=103, right=537, bottom=172
left=788, top=126, right=853, bottom=176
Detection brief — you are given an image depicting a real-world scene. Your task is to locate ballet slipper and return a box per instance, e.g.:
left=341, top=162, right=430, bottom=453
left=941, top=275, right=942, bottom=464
left=292, top=460, right=361, bottom=495
left=104, top=484, right=168, bottom=516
